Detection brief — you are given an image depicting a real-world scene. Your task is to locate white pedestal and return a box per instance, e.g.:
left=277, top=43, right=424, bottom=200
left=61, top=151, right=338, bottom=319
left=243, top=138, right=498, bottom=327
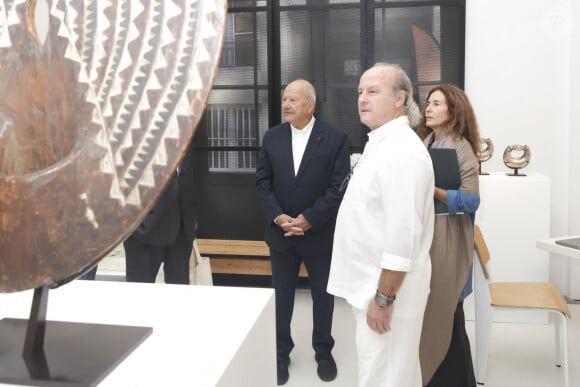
left=465, top=172, right=551, bottom=323
left=0, top=281, right=276, bottom=386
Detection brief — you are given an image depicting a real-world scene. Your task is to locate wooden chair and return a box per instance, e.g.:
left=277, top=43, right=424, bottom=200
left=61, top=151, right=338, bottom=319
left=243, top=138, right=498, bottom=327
left=473, top=225, right=571, bottom=387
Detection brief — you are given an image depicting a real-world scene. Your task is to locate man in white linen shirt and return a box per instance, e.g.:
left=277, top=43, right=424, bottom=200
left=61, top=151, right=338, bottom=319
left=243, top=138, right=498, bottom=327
left=327, top=63, right=435, bottom=387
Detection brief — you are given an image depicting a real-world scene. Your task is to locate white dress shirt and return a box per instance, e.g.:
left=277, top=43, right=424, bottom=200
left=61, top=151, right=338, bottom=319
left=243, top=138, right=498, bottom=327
left=291, top=117, right=315, bottom=176
left=327, top=116, right=435, bottom=317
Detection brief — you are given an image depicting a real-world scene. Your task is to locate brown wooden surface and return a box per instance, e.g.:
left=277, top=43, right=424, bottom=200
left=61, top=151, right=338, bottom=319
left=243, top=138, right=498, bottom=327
left=474, top=225, right=491, bottom=279
left=475, top=225, right=571, bottom=318
left=197, top=239, right=270, bottom=256
left=0, top=0, right=227, bottom=292
left=197, top=239, right=308, bottom=278
left=490, top=282, right=572, bottom=318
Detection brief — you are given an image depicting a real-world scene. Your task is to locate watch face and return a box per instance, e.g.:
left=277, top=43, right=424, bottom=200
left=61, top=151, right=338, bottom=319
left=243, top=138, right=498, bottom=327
left=375, top=292, right=389, bottom=307
left=375, top=291, right=396, bottom=307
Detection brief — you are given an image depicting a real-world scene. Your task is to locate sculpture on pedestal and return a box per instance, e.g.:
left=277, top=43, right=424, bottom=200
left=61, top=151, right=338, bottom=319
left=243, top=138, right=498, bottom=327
left=0, top=0, right=226, bottom=384
left=503, top=144, right=531, bottom=176
left=477, top=138, right=493, bottom=175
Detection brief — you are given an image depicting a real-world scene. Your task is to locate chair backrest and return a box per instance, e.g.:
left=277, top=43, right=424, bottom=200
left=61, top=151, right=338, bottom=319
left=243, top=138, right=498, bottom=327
left=474, top=225, right=490, bottom=279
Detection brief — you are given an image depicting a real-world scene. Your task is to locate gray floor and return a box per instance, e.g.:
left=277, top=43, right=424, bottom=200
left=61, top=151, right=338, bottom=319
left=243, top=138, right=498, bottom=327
left=97, top=251, right=579, bottom=387
left=287, top=289, right=580, bottom=387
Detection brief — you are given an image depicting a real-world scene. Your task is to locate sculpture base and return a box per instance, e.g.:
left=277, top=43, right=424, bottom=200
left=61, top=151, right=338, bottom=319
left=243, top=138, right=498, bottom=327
left=478, top=162, right=489, bottom=175
left=0, top=318, right=152, bottom=386
left=506, top=169, right=526, bottom=177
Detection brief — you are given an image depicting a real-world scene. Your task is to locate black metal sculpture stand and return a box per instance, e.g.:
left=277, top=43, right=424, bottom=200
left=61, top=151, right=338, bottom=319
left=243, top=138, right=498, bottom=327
left=23, top=286, right=49, bottom=356
left=478, top=161, right=489, bottom=175
left=22, top=286, right=51, bottom=380
left=506, top=168, right=526, bottom=177
left=0, top=285, right=152, bottom=386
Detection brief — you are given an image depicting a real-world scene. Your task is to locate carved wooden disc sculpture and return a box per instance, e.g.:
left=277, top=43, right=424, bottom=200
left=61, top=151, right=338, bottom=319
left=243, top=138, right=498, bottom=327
left=0, top=0, right=226, bottom=292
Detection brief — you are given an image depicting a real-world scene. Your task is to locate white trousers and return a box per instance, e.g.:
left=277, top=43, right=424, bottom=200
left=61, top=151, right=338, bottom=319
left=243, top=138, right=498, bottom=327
left=352, top=307, right=424, bottom=387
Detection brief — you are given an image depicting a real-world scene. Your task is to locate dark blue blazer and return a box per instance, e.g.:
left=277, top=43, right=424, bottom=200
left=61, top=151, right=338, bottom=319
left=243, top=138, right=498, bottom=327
left=256, top=119, right=350, bottom=256
left=130, top=145, right=197, bottom=247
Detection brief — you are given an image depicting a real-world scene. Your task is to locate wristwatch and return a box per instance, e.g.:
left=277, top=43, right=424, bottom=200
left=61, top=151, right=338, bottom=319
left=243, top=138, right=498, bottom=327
left=375, top=291, right=396, bottom=308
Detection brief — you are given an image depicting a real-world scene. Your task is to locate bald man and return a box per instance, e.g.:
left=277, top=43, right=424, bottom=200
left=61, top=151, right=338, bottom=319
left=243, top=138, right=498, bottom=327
left=256, top=79, right=350, bottom=385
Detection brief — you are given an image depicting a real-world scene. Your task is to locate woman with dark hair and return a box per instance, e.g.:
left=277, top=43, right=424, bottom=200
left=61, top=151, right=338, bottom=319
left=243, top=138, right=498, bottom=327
left=417, top=84, right=481, bottom=387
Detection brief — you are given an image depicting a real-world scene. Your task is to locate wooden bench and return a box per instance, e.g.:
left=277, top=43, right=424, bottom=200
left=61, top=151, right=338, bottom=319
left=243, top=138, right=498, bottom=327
left=196, top=239, right=308, bottom=277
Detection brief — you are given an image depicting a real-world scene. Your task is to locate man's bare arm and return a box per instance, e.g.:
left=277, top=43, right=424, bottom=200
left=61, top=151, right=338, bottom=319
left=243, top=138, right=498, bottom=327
left=367, top=269, right=406, bottom=334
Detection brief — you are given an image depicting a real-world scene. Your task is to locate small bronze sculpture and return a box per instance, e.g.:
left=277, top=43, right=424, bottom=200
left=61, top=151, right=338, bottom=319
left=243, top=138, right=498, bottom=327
left=477, top=138, right=493, bottom=175
left=503, top=145, right=531, bottom=176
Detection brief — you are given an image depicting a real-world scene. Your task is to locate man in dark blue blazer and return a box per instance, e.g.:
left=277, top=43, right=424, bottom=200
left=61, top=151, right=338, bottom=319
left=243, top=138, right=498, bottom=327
left=256, top=79, right=350, bottom=385
left=124, top=145, right=197, bottom=284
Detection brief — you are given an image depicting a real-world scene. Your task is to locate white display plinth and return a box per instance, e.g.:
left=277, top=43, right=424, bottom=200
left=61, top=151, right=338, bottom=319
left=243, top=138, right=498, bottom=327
left=465, top=172, right=551, bottom=323
left=0, top=281, right=276, bottom=386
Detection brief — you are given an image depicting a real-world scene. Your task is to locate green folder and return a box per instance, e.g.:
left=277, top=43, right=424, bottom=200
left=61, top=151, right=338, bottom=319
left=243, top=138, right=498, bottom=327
left=428, top=148, right=461, bottom=215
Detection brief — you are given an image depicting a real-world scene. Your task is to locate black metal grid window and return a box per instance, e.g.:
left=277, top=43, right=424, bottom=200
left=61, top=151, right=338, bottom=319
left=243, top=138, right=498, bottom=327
left=193, top=0, right=465, bottom=243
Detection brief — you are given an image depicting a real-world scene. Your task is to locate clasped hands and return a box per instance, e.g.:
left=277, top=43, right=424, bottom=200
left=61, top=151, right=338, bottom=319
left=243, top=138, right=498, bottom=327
left=275, top=214, right=312, bottom=237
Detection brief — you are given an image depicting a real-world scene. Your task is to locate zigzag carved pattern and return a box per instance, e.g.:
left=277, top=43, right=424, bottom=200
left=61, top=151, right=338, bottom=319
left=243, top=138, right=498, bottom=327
left=0, top=0, right=225, bottom=293
left=41, top=0, right=224, bottom=207
left=0, top=0, right=27, bottom=48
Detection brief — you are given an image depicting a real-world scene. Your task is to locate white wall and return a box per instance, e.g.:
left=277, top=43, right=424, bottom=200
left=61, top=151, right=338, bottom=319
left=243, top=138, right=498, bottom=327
left=566, top=0, right=580, bottom=296
left=465, top=0, right=579, bottom=296
left=570, top=1, right=580, bottom=235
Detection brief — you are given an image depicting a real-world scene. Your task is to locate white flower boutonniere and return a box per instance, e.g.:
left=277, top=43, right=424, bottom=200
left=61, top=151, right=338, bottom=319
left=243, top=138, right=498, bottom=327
left=350, top=152, right=362, bottom=174
left=340, top=152, right=362, bottom=192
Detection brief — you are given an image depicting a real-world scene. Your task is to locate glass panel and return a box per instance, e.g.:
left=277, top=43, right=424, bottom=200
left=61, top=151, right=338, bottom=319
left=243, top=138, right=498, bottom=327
left=220, top=16, right=235, bottom=68
left=257, top=90, right=270, bottom=145
left=374, top=6, right=464, bottom=110
left=256, top=12, right=268, bottom=85
left=235, top=13, right=253, bottom=33
left=374, top=7, right=434, bottom=71
left=228, top=0, right=267, bottom=6
left=280, top=7, right=361, bottom=145
left=205, top=90, right=259, bottom=173
left=235, top=35, right=255, bottom=67
left=215, top=11, right=268, bottom=86
left=280, top=0, right=360, bottom=4
left=280, top=11, right=312, bottom=83
left=280, top=0, right=307, bottom=6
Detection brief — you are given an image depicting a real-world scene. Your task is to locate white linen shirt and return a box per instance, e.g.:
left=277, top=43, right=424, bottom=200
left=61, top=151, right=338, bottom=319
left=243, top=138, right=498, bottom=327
left=291, top=117, right=314, bottom=175
left=327, top=116, right=435, bottom=317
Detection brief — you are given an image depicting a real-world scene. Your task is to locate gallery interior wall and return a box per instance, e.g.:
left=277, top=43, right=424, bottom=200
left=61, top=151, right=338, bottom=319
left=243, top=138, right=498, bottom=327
left=465, top=0, right=580, bottom=297
left=569, top=0, right=580, bottom=297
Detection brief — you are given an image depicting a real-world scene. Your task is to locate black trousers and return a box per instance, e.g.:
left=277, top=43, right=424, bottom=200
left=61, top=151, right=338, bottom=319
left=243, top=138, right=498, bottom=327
left=124, top=225, right=191, bottom=284
left=270, top=246, right=335, bottom=360
left=426, top=302, right=476, bottom=387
